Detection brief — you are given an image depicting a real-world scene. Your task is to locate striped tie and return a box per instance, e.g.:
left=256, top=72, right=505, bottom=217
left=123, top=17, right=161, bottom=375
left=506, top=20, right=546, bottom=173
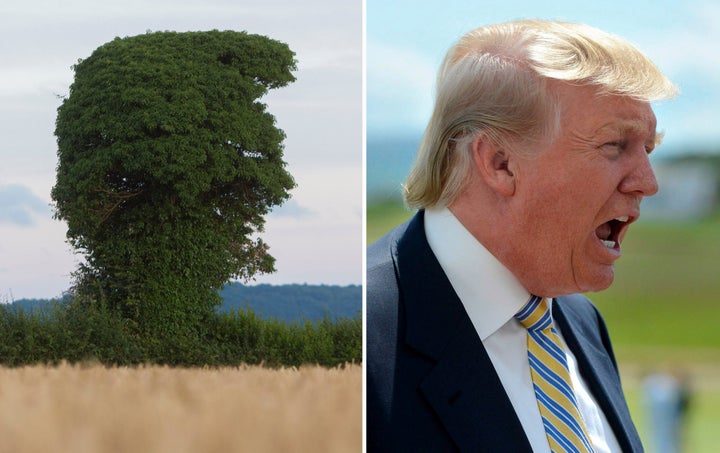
left=515, top=295, right=595, bottom=453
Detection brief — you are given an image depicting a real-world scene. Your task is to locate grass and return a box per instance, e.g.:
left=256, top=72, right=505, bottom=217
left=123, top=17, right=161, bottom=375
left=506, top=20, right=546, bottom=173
left=366, top=199, right=414, bottom=244
left=367, top=200, right=720, bottom=451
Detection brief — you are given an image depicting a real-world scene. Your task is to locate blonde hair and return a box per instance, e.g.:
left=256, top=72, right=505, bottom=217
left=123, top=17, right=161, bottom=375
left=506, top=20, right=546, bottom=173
left=404, top=20, right=679, bottom=209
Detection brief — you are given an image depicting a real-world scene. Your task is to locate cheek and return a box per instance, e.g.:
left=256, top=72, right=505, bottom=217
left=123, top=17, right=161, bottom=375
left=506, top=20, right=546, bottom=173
left=526, top=178, right=601, bottom=259
left=516, top=162, right=607, bottom=245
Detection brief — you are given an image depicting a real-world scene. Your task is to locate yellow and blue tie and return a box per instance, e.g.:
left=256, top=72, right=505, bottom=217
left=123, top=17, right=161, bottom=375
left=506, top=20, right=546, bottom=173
left=515, top=295, right=595, bottom=453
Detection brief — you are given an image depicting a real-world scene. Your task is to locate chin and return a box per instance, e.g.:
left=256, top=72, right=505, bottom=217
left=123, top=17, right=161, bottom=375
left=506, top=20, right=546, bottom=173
left=581, top=282, right=613, bottom=294
left=528, top=267, right=613, bottom=297
left=578, top=274, right=615, bottom=293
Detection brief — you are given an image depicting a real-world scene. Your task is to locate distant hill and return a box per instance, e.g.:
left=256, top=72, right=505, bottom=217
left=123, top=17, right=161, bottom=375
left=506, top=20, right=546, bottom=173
left=218, top=283, right=361, bottom=321
left=7, top=298, right=57, bottom=315
left=8, top=283, right=362, bottom=323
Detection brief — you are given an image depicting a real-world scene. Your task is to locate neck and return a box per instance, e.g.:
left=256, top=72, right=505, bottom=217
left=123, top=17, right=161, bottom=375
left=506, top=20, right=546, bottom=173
left=448, top=194, right=554, bottom=297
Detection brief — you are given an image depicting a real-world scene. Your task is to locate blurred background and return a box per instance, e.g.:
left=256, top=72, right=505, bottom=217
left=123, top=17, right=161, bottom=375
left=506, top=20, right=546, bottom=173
left=367, top=1, right=720, bottom=451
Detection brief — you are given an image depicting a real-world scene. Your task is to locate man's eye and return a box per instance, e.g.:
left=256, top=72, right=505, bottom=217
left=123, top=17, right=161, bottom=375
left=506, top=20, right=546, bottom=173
left=603, top=141, right=626, bottom=150
left=600, top=141, right=625, bottom=157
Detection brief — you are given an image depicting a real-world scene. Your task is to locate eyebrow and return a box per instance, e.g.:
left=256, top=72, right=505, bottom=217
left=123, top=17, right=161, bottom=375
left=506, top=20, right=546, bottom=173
left=596, top=119, right=661, bottom=146
left=654, top=131, right=665, bottom=147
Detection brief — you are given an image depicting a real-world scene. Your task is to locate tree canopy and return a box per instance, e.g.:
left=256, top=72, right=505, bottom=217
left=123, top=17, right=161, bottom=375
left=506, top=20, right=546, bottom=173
left=52, top=30, right=297, bottom=338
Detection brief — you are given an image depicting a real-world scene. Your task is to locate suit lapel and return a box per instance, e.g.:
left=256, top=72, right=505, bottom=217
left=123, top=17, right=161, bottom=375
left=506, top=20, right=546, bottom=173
left=553, top=296, right=643, bottom=452
left=418, top=321, right=533, bottom=452
left=393, top=212, right=532, bottom=452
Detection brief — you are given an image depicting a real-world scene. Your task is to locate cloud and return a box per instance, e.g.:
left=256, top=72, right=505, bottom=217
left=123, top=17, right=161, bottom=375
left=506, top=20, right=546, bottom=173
left=0, top=184, right=50, bottom=226
left=269, top=199, right=314, bottom=218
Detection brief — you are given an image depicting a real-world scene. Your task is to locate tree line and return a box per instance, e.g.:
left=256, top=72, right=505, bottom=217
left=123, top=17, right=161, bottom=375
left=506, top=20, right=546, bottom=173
left=0, top=299, right=360, bottom=367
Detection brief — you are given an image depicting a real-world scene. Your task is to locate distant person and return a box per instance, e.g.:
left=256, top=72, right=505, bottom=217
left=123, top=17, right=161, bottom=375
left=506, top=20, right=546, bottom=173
left=367, top=20, right=678, bottom=452
left=643, top=371, right=692, bottom=453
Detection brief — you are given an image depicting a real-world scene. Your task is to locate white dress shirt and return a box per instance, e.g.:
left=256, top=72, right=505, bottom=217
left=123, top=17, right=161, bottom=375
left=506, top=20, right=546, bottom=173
left=424, top=207, right=621, bottom=453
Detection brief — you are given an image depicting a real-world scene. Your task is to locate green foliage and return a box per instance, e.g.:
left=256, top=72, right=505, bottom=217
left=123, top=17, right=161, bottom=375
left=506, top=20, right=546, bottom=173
left=0, top=300, right=144, bottom=366
left=196, top=309, right=361, bottom=367
left=51, top=30, right=297, bottom=338
left=0, top=301, right=361, bottom=368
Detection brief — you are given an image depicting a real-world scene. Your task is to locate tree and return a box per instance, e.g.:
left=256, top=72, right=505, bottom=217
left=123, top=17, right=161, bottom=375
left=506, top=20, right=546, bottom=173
left=52, top=30, right=297, bottom=339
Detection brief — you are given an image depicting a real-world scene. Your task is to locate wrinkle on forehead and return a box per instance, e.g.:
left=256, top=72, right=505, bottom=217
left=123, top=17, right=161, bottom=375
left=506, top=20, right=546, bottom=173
left=560, top=86, right=659, bottom=140
left=541, top=82, right=665, bottom=155
left=566, top=119, right=662, bottom=155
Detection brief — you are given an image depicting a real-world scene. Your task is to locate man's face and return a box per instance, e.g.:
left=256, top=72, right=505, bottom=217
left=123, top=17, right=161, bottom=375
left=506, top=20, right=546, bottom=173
left=510, top=84, right=659, bottom=296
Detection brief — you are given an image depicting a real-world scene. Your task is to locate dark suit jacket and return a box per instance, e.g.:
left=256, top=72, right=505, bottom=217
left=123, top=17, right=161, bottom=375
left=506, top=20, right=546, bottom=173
left=367, top=211, right=643, bottom=452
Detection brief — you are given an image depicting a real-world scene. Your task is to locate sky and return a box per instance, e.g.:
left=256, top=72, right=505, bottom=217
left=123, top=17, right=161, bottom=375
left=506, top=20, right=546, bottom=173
left=367, top=0, right=720, bottom=155
left=0, top=0, right=362, bottom=299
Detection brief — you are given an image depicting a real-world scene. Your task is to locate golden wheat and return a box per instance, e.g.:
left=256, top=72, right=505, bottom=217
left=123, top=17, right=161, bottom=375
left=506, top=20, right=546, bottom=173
left=0, top=363, right=361, bottom=453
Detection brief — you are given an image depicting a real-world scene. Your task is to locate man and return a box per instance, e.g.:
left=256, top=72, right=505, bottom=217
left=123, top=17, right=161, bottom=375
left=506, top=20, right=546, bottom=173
left=367, top=20, right=678, bottom=452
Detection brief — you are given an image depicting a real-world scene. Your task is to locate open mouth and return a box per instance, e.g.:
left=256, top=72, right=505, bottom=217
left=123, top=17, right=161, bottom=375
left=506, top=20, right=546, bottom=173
left=595, top=215, right=630, bottom=249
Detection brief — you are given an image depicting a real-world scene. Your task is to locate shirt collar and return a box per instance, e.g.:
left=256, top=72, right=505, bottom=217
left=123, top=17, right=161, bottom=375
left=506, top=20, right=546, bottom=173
left=424, top=207, right=531, bottom=341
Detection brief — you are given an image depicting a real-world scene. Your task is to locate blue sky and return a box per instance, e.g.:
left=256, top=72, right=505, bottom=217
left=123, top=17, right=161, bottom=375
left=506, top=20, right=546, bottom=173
left=0, top=0, right=361, bottom=299
left=367, top=0, right=720, bottom=154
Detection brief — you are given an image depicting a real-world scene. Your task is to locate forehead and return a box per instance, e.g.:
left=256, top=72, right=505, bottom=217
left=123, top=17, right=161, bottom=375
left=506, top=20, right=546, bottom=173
left=558, top=84, right=657, bottom=138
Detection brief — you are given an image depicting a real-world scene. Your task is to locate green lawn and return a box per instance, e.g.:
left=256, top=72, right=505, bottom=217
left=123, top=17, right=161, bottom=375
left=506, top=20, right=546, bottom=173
left=366, top=200, right=415, bottom=244
left=367, top=201, right=720, bottom=451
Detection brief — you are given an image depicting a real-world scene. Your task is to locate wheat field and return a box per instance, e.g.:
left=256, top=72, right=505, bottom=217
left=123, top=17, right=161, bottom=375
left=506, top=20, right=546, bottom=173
left=0, top=363, right=361, bottom=453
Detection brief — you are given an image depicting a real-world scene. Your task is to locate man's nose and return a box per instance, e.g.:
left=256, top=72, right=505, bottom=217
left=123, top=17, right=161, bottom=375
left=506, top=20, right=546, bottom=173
left=618, top=151, right=659, bottom=197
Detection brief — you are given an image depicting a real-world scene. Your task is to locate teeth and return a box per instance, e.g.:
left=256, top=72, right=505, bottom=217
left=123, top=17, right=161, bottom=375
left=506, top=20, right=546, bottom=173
left=614, top=216, right=629, bottom=222
left=601, top=240, right=615, bottom=248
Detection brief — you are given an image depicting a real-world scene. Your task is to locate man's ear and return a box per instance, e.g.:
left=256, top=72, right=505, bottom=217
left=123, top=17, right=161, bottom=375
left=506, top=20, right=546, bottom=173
left=471, top=135, right=516, bottom=196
